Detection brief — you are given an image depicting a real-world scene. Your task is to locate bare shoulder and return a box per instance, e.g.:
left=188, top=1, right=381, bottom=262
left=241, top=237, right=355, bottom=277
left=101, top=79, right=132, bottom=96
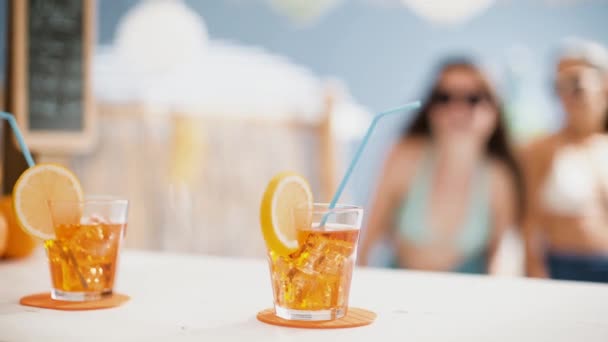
left=387, top=137, right=428, bottom=167
left=487, top=159, right=518, bottom=222
left=487, top=159, right=516, bottom=194
left=519, top=134, right=561, bottom=166
left=587, top=133, right=608, bottom=146
left=381, top=137, right=428, bottom=190
left=397, top=136, right=429, bottom=156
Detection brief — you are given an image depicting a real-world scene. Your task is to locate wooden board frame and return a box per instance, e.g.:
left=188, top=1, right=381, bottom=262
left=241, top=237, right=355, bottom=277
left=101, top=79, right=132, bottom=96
left=10, top=0, right=96, bottom=154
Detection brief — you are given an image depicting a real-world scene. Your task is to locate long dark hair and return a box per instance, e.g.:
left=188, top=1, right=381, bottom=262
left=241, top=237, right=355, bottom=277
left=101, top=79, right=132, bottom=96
left=405, top=58, right=524, bottom=220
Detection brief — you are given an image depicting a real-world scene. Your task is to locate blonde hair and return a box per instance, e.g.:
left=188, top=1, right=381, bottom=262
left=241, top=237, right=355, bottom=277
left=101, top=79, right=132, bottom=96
left=556, top=37, right=608, bottom=73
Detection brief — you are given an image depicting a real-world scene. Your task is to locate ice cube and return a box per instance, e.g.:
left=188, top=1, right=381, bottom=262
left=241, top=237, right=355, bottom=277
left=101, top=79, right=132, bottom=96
left=44, top=240, right=63, bottom=263
left=295, top=233, right=354, bottom=277
left=80, top=214, right=108, bottom=225
left=68, top=224, right=115, bottom=259
left=293, top=233, right=327, bottom=275
left=289, top=270, right=321, bottom=307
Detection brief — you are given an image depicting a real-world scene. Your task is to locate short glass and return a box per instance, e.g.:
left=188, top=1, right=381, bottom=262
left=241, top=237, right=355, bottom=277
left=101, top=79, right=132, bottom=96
left=267, top=203, right=363, bottom=321
left=45, top=197, right=129, bottom=301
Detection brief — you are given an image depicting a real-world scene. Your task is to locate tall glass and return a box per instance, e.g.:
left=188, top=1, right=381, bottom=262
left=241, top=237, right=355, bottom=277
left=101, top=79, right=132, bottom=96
left=267, top=203, right=363, bottom=321
left=45, top=197, right=129, bottom=301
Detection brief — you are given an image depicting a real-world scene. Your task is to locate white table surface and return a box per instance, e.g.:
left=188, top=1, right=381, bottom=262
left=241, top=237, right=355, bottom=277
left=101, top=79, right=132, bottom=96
left=1, top=250, right=608, bottom=342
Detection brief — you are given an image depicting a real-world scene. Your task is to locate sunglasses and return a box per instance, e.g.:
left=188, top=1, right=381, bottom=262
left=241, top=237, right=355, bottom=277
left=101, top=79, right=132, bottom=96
left=555, top=74, right=603, bottom=97
left=431, top=90, right=490, bottom=107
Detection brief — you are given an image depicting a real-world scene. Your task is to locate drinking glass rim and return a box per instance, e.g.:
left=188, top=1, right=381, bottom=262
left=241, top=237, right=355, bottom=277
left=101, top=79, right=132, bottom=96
left=47, top=196, right=129, bottom=205
left=295, top=202, right=363, bottom=214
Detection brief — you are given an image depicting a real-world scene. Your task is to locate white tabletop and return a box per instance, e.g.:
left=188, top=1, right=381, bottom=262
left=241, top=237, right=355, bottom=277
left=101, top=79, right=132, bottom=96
left=1, top=250, right=608, bottom=342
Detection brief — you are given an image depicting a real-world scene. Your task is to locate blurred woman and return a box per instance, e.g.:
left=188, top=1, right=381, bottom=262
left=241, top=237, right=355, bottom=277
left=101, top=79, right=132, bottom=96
left=358, top=58, right=522, bottom=274
left=522, top=39, right=608, bottom=282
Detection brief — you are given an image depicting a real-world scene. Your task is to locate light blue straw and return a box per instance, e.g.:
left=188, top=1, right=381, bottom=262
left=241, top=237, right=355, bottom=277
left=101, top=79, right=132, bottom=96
left=321, top=101, right=421, bottom=226
left=0, top=112, right=35, bottom=168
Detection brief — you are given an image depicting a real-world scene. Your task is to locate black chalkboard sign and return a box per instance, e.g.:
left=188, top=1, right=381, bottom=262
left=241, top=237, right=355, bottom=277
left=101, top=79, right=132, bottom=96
left=10, top=0, right=95, bottom=153
left=28, top=0, right=83, bottom=131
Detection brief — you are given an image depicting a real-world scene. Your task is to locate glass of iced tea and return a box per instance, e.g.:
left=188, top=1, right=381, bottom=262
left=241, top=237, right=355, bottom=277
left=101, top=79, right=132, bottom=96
left=45, top=197, right=128, bottom=301
left=267, top=203, right=363, bottom=321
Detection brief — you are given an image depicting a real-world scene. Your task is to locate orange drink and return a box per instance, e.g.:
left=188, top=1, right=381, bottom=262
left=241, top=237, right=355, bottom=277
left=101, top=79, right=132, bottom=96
left=260, top=172, right=363, bottom=321
left=45, top=198, right=128, bottom=301
left=45, top=222, right=125, bottom=300
left=12, top=164, right=129, bottom=302
left=268, top=224, right=360, bottom=320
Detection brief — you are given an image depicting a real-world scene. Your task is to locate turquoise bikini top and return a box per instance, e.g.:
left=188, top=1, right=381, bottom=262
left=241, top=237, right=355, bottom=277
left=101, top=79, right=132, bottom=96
left=396, top=148, right=492, bottom=273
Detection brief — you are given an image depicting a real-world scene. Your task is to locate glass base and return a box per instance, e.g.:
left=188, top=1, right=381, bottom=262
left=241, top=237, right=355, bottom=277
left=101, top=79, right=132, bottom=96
left=51, top=289, right=112, bottom=302
left=274, top=305, right=346, bottom=321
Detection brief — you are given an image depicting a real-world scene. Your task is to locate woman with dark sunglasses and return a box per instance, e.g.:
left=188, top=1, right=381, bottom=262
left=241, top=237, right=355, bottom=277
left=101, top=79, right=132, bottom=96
left=358, top=58, right=523, bottom=274
left=522, top=39, right=608, bottom=283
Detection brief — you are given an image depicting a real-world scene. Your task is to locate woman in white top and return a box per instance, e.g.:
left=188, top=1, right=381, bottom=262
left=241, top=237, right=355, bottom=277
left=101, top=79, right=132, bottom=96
left=522, top=38, right=608, bottom=282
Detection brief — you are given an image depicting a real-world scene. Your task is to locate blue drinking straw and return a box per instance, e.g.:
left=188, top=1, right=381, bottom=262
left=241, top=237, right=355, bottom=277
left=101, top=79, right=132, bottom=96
left=0, top=112, right=35, bottom=168
left=321, top=101, right=421, bottom=226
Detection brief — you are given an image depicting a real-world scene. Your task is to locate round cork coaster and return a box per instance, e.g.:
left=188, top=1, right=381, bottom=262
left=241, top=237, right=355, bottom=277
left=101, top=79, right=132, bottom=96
left=20, top=292, right=130, bottom=311
left=257, top=307, right=376, bottom=329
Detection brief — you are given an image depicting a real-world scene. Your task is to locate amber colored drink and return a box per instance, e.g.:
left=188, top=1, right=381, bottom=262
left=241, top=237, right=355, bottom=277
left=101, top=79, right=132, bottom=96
left=268, top=225, right=359, bottom=321
left=44, top=223, right=125, bottom=301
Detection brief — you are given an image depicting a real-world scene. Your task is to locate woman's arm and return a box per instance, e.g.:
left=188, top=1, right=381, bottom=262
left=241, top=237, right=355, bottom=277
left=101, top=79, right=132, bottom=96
left=487, top=162, right=517, bottom=275
left=520, top=147, right=549, bottom=278
left=357, top=144, right=408, bottom=266
left=523, top=216, right=548, bottom=277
